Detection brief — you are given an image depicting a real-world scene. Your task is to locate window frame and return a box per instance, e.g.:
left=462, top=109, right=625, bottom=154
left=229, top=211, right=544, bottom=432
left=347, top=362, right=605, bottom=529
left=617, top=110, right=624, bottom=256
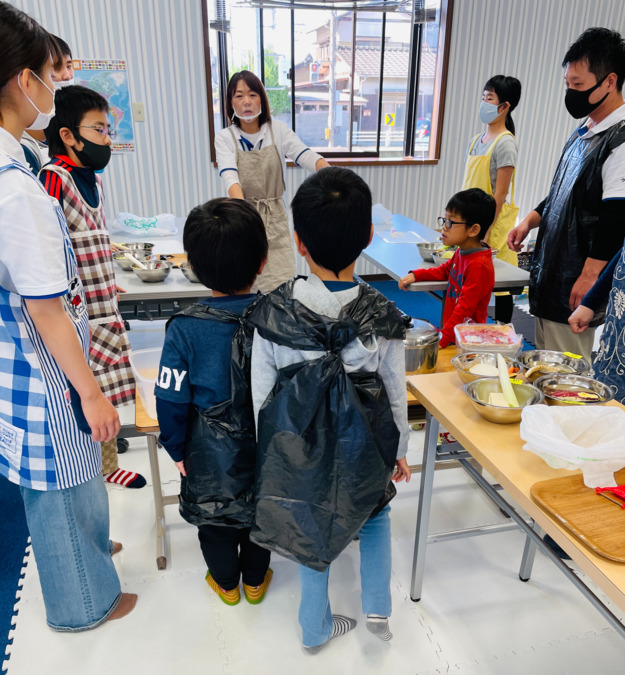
left=201, top=0, right=454, bottom=165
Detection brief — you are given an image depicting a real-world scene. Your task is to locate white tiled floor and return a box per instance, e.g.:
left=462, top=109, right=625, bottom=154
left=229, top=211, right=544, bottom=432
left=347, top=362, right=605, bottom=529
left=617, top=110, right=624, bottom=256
left=6, top=429, right=625, bottom=675
left=5, top=319, right=625, bottom=674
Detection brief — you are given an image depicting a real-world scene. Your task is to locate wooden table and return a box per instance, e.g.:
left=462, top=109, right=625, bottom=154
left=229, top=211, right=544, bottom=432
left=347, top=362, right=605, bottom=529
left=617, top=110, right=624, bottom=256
left=135, top=393, right=178, bottom=570
left=407, top=371, right=625, bottom=637
left=406, top=345, right=456, bottom=406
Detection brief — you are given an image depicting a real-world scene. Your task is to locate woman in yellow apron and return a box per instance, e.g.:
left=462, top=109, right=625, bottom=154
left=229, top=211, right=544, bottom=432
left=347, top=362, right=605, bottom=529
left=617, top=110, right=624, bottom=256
left=462, top=75, right=522, bottom=323
left=215, top=71, right=329, bottom=293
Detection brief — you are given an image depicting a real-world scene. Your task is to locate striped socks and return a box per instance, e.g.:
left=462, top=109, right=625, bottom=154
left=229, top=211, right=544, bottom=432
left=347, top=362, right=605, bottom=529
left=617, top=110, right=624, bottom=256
left=366, top=614, right=393, bottom=641
left=304, top=615, right=357, bottom=654
left=104, top=468, right=146, bottom=488
left=243, top=568, right=273, bottom=604
left=331, top=615, right=357, bottom=639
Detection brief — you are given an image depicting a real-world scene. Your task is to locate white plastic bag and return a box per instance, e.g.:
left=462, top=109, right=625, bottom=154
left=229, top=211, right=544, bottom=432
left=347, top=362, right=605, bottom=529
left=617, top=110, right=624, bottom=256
left=112, top=212, right=178, bottom=237
left=520, top=405, right=625, bottom=487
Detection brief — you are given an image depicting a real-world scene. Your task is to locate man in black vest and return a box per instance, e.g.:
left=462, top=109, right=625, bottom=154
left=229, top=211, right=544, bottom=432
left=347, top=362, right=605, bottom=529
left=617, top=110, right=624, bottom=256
left=509, top=28, right=625, bottom=363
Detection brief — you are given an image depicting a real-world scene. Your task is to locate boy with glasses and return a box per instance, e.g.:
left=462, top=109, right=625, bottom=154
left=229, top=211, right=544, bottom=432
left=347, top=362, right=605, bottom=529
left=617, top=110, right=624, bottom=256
left=40, top=85, right=145, bottom=489
left=399, top=188, right=496, bottom=348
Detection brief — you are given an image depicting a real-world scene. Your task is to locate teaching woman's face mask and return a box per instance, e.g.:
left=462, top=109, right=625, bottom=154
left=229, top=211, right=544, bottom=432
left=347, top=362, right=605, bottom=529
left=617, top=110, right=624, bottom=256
left=232, top=110, right=262, bottom=123
left=18, top=70, right=55, bottom=130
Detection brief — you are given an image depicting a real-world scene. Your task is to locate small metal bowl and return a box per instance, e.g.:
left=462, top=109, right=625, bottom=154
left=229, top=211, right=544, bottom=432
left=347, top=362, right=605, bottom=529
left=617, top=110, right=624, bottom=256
left=463, top=378, right=544, bottom=424
left=432, top=247, right=457, bottom=266
left=131, top=260, right=172, bottom=283
left=180, top=261, right=200, bottom=283
left=120, top=242, right=155, bottom=253
left=452, top=352, right=524, bottom=385
left=114, top=250, right=152, bottom=271
left=533, top=373, right=615, bottom=406
left=517, top=350, right=590, bottom=382
left=416, top=241, right=441, bottom=263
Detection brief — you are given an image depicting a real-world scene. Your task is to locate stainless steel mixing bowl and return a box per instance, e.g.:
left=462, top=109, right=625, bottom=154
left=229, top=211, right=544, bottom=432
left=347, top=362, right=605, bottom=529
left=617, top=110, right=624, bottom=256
left=463, top=378, right=544, bottom=424
left=131, top=260, right=172, bottom=282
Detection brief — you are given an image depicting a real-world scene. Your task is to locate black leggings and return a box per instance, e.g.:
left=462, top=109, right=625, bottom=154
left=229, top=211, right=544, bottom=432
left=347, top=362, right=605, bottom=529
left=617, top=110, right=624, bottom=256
left=494, top=294, right=514, bottom=324
left=198, top=524, right=270, bottom=590
left=494, top=286, right=524, bottom=324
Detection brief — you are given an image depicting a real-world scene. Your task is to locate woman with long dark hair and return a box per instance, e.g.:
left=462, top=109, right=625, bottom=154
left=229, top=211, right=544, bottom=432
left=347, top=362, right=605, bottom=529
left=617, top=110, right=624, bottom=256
left=215, top=70, right=329, bottom=292
left=0, top=2, right=135, bottom=630
left=462, top=75, right=522, bottom=323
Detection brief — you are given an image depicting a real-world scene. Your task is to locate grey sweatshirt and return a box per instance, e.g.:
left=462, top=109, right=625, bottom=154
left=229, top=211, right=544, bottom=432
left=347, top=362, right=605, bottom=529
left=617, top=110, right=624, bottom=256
left=251, top=274, right=409, bottom=459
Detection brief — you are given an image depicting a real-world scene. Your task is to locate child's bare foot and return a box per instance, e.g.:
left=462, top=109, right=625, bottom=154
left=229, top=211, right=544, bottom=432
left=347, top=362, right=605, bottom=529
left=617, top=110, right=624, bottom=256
left=106, top=593, right=137, bottom=622
left=111, top=541, right=123, bottom=556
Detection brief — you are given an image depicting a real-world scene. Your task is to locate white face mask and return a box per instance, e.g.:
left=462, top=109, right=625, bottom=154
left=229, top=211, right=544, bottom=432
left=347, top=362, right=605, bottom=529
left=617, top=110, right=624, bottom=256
left=233, top=110, right=261, bottom=123
left=18, top=70, right=56, bottom=130
left=54, top=78, right=75, bottom=90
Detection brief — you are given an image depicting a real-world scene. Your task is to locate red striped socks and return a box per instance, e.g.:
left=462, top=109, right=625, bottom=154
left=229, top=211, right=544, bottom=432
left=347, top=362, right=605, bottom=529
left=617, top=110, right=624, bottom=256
left=104, top=469, right=146, bottom=488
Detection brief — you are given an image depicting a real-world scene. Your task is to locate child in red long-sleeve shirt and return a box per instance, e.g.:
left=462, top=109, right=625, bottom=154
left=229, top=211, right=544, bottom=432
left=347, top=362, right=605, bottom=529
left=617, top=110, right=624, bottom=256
left=399, top=188, right=496, bottom=348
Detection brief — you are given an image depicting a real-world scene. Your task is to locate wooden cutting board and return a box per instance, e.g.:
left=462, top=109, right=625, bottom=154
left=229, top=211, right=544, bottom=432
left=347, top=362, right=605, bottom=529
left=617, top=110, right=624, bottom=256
left=531, top=468, right=625, bottom=562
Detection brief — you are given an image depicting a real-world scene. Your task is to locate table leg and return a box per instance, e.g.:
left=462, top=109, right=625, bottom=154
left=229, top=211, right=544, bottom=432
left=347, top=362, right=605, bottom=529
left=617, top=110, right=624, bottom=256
left=459, top=458, right=625, bottom=638
left=410, top=410, right=439, bottom=601
left=146, top=433, right=167, bottom=570
left=519, top=521, right=543, bottom=582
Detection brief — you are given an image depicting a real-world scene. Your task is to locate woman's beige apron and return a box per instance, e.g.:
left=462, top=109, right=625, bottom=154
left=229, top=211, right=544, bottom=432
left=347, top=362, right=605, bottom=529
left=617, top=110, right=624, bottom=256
left=229, top=122, right=295, bottom=293
left=462, top=131, right=519, bottom=266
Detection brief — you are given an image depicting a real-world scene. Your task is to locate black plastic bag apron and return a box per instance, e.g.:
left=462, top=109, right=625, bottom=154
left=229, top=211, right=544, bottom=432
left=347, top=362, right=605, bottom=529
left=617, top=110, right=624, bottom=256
left=248, top=281, right=405, bottom=571
left=166, top=301, right=258, bottom=528
left=530, top=121, right=625, bottom=325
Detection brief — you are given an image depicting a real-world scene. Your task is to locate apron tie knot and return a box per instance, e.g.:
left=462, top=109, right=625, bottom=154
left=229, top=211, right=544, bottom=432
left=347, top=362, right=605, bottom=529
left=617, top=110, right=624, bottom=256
left=250, top=197, right=279, bottom=215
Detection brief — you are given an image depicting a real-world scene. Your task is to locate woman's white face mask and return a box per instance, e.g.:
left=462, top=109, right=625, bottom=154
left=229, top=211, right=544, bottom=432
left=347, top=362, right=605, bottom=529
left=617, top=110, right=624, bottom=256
left=232, top=109, right=261, bottom=123
left=18, top=70, right=56, bottom=130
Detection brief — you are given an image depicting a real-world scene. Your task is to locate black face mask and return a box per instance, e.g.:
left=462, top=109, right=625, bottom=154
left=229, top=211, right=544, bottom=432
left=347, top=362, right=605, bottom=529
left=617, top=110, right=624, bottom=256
left=564, top=75, right=609, bottom=119
left=73, top=133, right=111, bottom=171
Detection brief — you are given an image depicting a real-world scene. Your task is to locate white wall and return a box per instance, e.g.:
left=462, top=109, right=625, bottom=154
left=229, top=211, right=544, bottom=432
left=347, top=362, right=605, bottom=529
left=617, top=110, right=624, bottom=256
left=12, top=0, right=625, bottom=274
left=14, top=0, right=214, bottom=221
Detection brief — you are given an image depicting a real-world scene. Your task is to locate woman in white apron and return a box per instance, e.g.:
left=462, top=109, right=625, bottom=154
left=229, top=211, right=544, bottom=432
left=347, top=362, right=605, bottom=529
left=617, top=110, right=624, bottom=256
left=462, top=75, right=522, bottom=323
left=215, top=70, right=329, bottom=293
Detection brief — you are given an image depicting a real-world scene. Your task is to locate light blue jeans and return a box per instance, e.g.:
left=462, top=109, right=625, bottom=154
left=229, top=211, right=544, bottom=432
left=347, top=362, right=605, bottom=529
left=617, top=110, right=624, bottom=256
left=298, top=506, right=392, bottom=647
left=20, top=473, right=122, bottom=631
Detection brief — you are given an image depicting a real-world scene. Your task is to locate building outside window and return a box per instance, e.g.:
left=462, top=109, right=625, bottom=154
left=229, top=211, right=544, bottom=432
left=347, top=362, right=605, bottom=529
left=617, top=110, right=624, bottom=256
left=204, top=0, right=453, bottom=162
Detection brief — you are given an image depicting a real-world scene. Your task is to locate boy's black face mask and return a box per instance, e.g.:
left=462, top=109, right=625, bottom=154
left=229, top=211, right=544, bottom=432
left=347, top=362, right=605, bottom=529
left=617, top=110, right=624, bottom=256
left=73, top=132, right=111, bottom=171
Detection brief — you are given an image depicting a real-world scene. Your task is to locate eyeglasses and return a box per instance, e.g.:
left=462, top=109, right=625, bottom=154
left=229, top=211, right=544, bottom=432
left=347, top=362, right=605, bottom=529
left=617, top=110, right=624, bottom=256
left=436, top=216, right=470, bottom=230
left=77, top=125, right=118, bottom=139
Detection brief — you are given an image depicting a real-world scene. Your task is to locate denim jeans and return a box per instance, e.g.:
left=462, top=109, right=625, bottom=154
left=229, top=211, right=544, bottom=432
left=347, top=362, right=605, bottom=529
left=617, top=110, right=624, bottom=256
left=298, top=506, right=392, bottom=647
left=20, top=473, right=122, bottom=631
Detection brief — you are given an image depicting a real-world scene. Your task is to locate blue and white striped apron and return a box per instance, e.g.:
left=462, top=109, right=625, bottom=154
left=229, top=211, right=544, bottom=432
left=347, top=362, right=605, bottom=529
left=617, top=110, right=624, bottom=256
left=0, top=157, right=100, bottom=490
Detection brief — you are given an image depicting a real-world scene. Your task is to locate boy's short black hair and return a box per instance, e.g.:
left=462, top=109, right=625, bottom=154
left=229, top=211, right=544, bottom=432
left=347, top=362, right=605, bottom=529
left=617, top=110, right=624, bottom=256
left=51, top=33, right=72, bottom=59
left=183, top=198, right=268, bottom=294
left=45, top=85, right=109, bottom=156
left=562, top=28, right=625, bottom=91
left=291, top=167, right=372, bottom=276
left=446, top=188, right=496, bottom=240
